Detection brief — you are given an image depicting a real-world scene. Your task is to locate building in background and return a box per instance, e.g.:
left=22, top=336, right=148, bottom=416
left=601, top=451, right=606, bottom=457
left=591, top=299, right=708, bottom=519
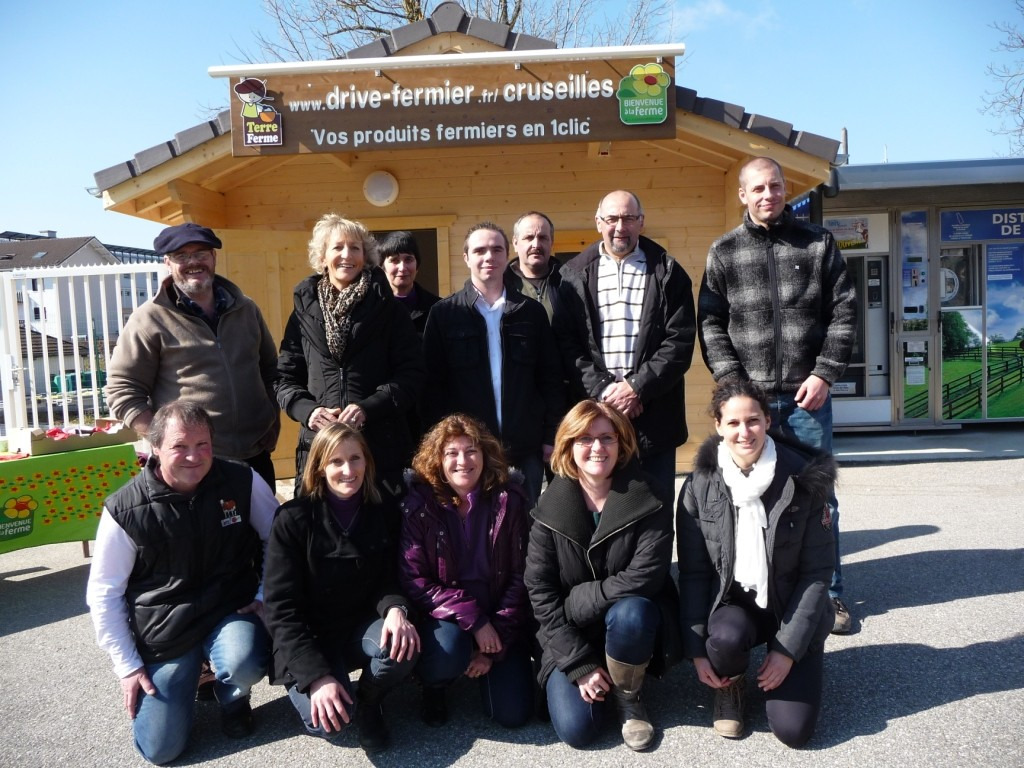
left=799, top=159, right=1024, bottom=428
left=89, top=3, right=841, bottom=476
left=0, top=233, right=165, bottom=431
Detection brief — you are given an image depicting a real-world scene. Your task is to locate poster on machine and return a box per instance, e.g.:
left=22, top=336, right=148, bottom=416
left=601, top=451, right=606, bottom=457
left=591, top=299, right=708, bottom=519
left=984, top=243, right=1024, bottom=418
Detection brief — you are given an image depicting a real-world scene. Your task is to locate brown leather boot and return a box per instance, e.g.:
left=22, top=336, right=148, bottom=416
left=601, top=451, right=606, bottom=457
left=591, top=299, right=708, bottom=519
left=605, top=655, right=654, bottom=751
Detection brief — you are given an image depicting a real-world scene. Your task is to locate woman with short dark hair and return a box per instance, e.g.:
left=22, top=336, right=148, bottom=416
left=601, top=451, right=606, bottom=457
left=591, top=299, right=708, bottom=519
left=378, top=230, right=440, bottom=336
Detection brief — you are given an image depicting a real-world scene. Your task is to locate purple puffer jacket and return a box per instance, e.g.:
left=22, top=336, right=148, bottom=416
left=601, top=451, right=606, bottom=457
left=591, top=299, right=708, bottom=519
left=399, top=478, right=532, bottom=650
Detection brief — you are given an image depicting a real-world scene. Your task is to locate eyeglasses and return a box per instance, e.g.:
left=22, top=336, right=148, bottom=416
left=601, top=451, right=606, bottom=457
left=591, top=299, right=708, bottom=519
left=574, top=434, right=619, bottom=447
left=598, top=214, right=643, bottom=226
left=167, top=249, right=213, bottom=264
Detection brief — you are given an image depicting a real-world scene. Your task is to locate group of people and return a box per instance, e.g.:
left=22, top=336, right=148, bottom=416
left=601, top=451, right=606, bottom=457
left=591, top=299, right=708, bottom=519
left=88, top=156, right=856, bottom=764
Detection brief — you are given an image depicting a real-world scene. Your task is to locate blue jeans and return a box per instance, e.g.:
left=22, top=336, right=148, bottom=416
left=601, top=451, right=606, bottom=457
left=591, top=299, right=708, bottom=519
left=133, top=612, right=269, bottom=765
left=768, top=393, right=842, bottom=598
left=513, top=452, right=544, bottom=508
left=286, top=617, right=418, bottom=739
left=545, top=596, right=660, bottom=748
left=639, top=449, right=677, bottom=502
left=416, top=618, right=534, bottom=727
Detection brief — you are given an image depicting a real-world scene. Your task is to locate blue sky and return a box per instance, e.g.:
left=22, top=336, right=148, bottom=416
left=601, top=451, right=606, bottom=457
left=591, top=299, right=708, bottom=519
left=2, top=0, right=1019, bottom=248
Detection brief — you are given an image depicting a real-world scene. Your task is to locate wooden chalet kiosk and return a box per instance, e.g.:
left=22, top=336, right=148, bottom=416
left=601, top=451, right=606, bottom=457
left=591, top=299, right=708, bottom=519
left=93, top=2, right=840, bottom=480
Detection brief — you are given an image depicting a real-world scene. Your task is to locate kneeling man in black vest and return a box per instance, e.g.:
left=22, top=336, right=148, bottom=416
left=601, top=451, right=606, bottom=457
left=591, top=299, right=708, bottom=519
left=87, top=400, right=278, bottom=764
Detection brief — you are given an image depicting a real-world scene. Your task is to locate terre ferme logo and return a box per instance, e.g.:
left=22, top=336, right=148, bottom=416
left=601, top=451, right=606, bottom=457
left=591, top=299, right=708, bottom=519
left=235, top=77, right=284, bottom=147
left=616, top=63, right=670, bottom=126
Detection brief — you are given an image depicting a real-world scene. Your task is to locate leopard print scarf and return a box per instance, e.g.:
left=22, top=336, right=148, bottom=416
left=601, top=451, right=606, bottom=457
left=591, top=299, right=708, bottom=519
left=318, top=269, right=370, bottom=363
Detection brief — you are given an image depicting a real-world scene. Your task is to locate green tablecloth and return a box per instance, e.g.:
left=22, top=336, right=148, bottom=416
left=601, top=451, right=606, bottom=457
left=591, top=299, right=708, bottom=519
left=0, top=443, right=140, bottom=555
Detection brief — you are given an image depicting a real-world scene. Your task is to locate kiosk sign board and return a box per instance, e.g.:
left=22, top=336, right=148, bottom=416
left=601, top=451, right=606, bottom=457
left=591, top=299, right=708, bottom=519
left=940, top=208, right=1024, bottom=241
left=225, top=56, right=677, bottom=155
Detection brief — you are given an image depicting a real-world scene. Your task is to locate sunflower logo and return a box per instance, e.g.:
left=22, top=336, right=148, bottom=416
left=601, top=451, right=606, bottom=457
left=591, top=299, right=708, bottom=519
left=3, top=495, right=37, bottom=519
left=629, top=64, right=670, bottom=97
left=616, top=62, right=671, bottom=126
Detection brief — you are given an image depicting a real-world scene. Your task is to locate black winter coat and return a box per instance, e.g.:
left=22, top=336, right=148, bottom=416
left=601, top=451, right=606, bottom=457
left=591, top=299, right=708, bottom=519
left=421, top=281, right=565, bottom=463
left=399, top=282, right=441, bottom=337
left=263, top=491, right=411, bottom=693
left=525, top=462, right=681, bottom=686
left=677, top=435, right=836, bottom=663
left=556, top=236, right=696, bottom=456
left=275, top=268, right=425, bottom=486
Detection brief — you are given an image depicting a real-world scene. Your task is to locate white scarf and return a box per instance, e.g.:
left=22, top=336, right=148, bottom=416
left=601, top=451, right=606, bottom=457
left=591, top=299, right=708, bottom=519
left=717, top=436, right=776, bottom=609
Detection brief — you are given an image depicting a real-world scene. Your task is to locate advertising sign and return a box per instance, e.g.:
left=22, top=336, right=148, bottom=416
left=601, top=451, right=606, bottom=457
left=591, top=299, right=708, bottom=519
left=226, top=57, right=677, bottom=155
left=825, top=216, right=870, bottom=250
left=940, top=208, right=1024, bottom=242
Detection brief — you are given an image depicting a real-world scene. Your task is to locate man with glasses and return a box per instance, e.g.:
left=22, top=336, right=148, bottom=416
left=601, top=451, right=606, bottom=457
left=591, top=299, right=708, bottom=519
left=555, top=190, right=696, bottom=499
left=106, top=223, right=280, bottom=488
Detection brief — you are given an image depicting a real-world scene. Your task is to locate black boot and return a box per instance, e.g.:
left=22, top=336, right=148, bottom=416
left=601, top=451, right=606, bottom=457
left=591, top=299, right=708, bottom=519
left=421, top=685, right=448, bottom=727
left=356, top=676, right=390, bottom=753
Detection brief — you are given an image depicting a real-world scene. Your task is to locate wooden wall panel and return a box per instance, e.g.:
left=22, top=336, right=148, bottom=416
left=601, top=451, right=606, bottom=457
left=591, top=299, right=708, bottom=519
left=218, top=229, right=310, bottom=480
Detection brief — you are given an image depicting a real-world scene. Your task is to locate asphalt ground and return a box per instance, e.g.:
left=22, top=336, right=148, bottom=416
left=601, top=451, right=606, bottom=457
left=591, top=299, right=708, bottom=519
left=1, top=426, right=1022, bottom=767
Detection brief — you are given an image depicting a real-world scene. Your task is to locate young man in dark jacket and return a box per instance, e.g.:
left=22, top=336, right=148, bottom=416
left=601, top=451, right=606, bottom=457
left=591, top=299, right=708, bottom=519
left=556, top=190, right=696, bottom=499
left=422, top=222, right=564, bottom=504
left=698, top=156, right=857, bottom=634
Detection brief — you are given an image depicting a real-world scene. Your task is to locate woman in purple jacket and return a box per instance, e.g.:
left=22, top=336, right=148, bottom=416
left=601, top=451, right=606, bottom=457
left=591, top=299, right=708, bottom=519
left=399, top=413, right=534, bottom=728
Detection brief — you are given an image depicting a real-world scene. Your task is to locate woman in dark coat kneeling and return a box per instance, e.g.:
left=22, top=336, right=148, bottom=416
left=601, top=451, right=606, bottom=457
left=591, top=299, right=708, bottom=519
left=264, top=423, right=419, bottom=754
left=677, top=379, right=836, bottom=748
left=526, top=400, right=678, bottom=752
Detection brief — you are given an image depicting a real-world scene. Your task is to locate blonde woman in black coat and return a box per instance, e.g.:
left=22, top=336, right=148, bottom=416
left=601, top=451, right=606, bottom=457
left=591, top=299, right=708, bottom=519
left=276, top=214, right=424, bottom=496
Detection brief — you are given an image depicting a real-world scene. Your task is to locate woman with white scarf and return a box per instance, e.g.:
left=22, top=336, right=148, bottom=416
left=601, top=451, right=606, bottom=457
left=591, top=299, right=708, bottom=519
left=677, top=379, right=836, bottom=748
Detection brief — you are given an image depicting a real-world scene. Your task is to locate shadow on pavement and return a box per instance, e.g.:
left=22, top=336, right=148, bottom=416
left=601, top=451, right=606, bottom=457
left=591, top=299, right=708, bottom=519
left=841, top=525, right=941, bottom=558
left=819, top=633, right=1024, bottom=746
left=174, top=667, right=563, bottom=766
left=0, top=561, right=90, bottom=637
left=846, top=548, right=1024, bottom=619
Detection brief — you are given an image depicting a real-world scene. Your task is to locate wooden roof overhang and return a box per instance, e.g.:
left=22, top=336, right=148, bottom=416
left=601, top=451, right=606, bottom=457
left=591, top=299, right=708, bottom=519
left=96, top=39, right=838, bottom=229
left=99, top=112, right=835, bottom=231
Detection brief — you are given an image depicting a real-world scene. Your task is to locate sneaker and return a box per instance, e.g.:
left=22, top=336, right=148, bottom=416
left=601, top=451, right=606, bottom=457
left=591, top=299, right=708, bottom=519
left=221, top=700, right=254, bottom=739
left=712, top=675, right=745, bottom=739
left=357, top=702, right=390, bottom=753
left=421, top=686, right=448, bottom=727
left=831, top=597, right=853, bottom=634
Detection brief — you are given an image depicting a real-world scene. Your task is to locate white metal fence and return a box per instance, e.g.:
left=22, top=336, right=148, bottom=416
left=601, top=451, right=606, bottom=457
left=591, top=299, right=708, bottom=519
left=0, top=263, right=167, bottom=434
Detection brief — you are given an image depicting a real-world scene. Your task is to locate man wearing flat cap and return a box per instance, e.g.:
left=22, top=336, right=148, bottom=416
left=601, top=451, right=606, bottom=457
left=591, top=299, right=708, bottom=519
left=106, top=223, right=280, bottom=487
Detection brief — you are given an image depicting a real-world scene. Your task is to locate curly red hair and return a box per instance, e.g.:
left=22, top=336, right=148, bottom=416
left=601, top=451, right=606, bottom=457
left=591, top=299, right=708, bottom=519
left=412, top=413, right=508, bottom=504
